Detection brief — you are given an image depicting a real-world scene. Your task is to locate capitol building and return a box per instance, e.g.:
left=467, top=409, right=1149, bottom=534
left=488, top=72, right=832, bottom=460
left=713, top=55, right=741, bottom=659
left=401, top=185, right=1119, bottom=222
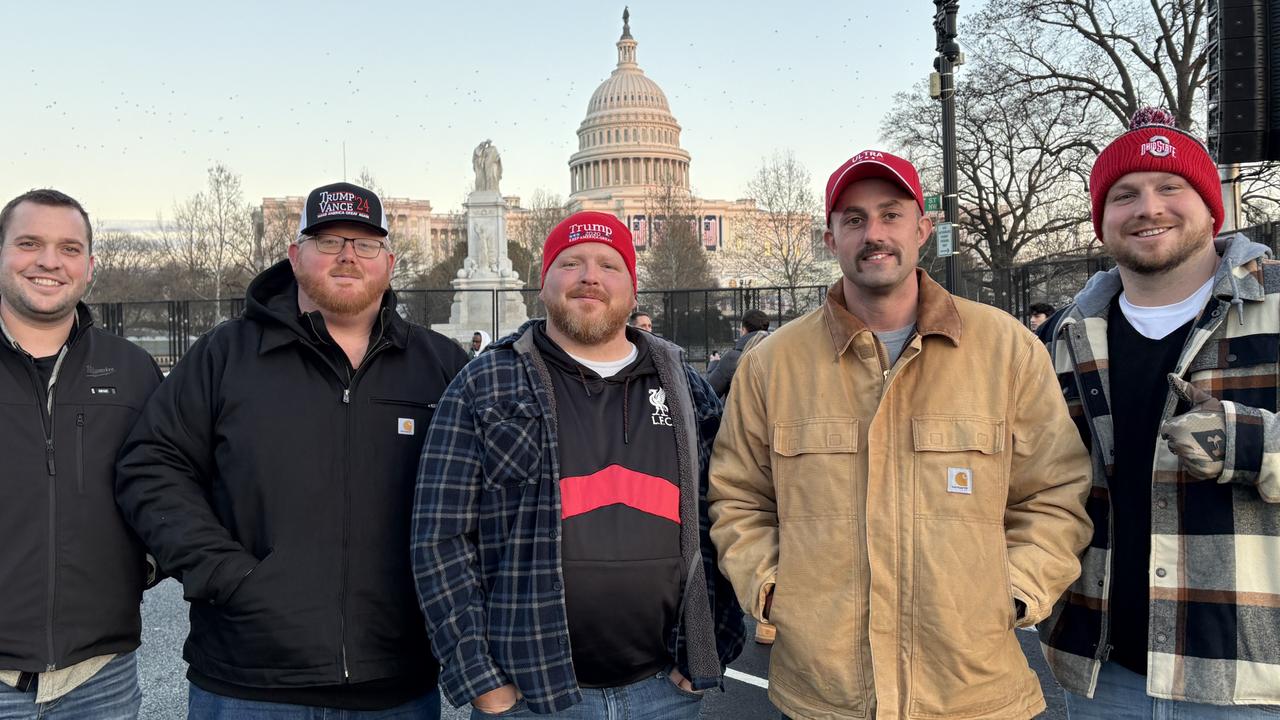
left=259, top=10, right=774, bottom=287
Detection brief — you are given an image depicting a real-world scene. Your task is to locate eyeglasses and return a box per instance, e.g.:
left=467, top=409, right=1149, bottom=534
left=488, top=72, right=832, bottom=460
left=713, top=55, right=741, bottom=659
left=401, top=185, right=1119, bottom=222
left=301, top=234, right=388, bottom=259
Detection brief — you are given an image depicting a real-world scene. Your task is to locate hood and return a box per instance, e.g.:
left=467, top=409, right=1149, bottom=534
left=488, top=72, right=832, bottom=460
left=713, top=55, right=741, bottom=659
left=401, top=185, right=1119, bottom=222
left=732, top=329, right=769, bottom=352
left=245, top=259, right=405, bottom=350
left=532, top=321, right=658, bottom=390
left=1066, top=233, right=1271, bottom=325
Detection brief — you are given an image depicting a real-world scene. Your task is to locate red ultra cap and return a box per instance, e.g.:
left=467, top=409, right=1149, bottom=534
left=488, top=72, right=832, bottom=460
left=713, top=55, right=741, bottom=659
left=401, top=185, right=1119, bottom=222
left=824, top=150, right=925, bottom=224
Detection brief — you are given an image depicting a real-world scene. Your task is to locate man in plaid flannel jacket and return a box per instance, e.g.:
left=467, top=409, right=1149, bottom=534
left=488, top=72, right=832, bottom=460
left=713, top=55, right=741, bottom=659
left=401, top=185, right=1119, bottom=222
left=1038, top=108, right=1280, bottom=716
left=411, top=212, right=744, bottom=718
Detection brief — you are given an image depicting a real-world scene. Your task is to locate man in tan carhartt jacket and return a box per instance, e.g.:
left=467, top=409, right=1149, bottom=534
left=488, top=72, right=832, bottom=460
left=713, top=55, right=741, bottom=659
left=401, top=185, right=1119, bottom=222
left=708, top=150, right=1093, bottom=720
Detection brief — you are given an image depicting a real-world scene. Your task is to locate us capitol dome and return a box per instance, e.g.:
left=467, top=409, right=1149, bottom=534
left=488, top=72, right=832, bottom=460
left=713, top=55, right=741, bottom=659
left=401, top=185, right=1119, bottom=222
left=566, top=9, right=756, bottom=261
left=568, top=8, right=691, bottom=200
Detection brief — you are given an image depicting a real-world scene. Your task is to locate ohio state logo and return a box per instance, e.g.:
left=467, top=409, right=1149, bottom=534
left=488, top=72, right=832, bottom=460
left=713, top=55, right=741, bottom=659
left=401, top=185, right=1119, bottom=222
left=1140, top=135, right=1176, bottom=158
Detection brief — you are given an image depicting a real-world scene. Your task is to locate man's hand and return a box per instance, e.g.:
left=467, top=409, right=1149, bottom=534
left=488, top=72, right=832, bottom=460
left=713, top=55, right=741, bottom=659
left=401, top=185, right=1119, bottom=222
left=668, top=668, right=701, bottom=694
left=1160, top=374, right=1227, bottom=480
left=471, top=684, right=521, bottom=715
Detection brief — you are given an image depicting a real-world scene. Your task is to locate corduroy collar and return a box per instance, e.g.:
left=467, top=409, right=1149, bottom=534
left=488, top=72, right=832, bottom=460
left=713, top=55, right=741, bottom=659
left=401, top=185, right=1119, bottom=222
left=821, top=269, right=962, bottom=358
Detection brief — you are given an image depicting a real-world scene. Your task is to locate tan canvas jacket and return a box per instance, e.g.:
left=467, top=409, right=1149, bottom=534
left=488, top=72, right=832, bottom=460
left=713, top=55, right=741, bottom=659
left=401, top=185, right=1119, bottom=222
left=709, top=272, right=1093, bottom=719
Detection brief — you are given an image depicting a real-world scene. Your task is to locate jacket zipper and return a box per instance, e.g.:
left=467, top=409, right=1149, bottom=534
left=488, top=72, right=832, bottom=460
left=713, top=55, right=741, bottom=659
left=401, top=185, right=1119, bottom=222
left=76, top=413, right=85, bottom=494
left=300, top=310, right=394, bottom=682
left=31, top=347, right=69, bottom=671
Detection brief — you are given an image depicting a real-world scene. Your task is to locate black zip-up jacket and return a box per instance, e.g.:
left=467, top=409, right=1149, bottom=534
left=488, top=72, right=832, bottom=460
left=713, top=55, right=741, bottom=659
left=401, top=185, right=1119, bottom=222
left=0, top=303, right=162, bottom=673
left=114, top=261, right=468, bottom=703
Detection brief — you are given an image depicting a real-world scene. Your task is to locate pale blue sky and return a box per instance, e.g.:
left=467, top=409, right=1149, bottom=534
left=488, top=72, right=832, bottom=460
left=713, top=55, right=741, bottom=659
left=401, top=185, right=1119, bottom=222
left=4, top=1, right=961, bottom=225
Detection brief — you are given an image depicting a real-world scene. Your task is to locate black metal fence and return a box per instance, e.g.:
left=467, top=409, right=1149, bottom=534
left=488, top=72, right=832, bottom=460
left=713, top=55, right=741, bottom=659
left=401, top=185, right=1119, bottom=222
left=88, top=222, right=1278, bottom=372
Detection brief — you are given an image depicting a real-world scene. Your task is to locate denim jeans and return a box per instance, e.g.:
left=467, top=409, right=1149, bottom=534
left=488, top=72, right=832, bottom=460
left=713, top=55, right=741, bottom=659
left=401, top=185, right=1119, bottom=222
left=0, top=652, right=141, bottom=720
left=470, top=672, right=703, bottom=719
left=1065, top=662, right=1280, bottom=719
left=188, top=683, right=441, bottom=719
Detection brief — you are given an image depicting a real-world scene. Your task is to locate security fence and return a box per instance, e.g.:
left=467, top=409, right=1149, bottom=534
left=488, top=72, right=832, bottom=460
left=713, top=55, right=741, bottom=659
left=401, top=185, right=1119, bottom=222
left=87, top=222, right=1278, bottom=372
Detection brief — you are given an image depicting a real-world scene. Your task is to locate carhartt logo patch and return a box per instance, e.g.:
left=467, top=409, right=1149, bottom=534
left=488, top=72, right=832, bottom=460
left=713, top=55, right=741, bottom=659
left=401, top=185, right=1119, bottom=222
left=398, top=418, right=415, bottom=435
left=947, top=467, right=973, bottom=494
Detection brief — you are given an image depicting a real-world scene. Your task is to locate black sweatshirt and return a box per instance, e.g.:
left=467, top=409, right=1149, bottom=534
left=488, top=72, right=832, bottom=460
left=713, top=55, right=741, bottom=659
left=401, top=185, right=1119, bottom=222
left=1105, top=299, right=1192, bottom=675
left=532, top=325, right=684, bottom=688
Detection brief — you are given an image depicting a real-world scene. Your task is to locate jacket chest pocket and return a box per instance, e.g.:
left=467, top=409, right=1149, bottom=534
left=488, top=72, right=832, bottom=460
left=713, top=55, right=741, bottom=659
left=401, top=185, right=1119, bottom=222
left=1185, top=333, right=1280, bottom=412
left=912, top=416, right=1006, bottom=521
left=369, top=397, right=437, bottom=470
left=772, top=418, right=859, bottom=518
left=479, top=400, right=543, bottom=489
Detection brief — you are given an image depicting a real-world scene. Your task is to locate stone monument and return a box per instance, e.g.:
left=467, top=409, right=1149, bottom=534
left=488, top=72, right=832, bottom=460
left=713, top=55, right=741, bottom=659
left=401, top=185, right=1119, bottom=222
left=433, top=141, right=529, bottom=343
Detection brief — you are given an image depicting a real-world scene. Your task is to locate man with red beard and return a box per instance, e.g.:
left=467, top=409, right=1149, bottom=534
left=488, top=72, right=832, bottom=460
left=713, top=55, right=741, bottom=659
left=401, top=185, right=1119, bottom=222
left=1038, top=109, right=1280, bottom=717
left=411, top=211, right=743, bottom=718
left=115, top=182, right=467, bottom=719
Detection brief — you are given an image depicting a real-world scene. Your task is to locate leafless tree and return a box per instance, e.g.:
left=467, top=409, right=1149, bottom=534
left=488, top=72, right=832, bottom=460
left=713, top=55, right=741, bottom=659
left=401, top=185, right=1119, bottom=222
left=729, top=151, right=833, bottom=299
left=508, top=189, right=570, bottom=286
left=638, top=172, right=716, bottom=290
left=157, top=164, right=251, bottom=307
left=89, top=230, right=163, bottom=302
left=883, top=74, right=1096, bottom=306
left=971, top=0, right=1209, bottom=130
left=1239, top=165, right=1280, bottom=226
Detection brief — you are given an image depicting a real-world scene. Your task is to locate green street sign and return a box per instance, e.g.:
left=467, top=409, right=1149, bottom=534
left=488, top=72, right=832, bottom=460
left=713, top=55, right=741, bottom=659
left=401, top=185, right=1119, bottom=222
left=935, top=222, right=954, bottom=258
left=924, top=194, right=942, bottom=213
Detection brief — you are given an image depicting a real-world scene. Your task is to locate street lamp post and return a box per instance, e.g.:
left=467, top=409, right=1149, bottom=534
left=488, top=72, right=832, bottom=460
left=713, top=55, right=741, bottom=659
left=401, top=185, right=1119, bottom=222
left=933, top=0, right=962, bottom=291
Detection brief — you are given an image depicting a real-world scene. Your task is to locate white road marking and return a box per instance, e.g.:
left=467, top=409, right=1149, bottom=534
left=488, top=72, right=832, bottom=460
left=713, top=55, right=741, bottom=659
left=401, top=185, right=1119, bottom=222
left=726, top=668, right=769, bottom=689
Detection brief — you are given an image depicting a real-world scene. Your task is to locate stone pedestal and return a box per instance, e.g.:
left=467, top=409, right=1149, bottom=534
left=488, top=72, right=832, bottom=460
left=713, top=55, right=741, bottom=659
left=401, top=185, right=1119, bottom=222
left=431, top=190, right=529, bottom=343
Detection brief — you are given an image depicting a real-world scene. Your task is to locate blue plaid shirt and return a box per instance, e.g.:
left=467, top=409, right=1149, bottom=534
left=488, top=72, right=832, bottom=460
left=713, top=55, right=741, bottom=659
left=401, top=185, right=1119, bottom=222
left=411, top=322, right=744, bottom=713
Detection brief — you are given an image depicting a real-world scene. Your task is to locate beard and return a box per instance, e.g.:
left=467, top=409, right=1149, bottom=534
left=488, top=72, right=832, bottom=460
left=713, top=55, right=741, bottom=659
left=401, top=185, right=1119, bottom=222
left=544, top=290, right=632, bottom=346
left=1108, top=216, right=1214, bottom=276
left=295, top=265, right=387, bottom=315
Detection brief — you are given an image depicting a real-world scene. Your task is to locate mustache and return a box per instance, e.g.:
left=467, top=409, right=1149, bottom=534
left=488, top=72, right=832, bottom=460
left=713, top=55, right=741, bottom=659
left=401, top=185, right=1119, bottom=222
left=858, top=243, right=899, bottom=261
left=329, top=268, right=364, bottom=279
left=569, top=290, right=609, bottom=301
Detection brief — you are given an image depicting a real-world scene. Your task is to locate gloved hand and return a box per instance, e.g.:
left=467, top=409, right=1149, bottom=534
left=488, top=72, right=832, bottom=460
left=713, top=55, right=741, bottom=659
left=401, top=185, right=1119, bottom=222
left=1160, top=374, right=1226, bottom=480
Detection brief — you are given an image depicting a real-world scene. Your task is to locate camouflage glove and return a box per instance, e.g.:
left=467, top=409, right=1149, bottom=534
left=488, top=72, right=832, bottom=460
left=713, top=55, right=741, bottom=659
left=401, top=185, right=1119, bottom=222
left=1160, top=374, right=1226, bottom=480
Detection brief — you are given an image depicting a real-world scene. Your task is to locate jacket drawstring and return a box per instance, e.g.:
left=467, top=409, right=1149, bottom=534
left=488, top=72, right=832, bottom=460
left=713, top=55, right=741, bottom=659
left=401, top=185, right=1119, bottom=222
left=623, top=376, right=631, bottom=445
left=1230, top=275, right=1245, bottom=325
left=575, top=364, right=593, bottom=397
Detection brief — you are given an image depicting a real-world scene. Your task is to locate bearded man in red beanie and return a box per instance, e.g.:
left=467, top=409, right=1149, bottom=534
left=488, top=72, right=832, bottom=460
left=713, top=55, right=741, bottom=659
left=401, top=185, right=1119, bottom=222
left=1037, top=108, right=1280, bottom=717
left=410, top=211, right=743, bottom=719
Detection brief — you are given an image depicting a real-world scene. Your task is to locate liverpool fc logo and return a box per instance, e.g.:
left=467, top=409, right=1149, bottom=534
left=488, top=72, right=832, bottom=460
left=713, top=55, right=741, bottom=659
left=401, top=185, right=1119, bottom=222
left=649, top=388, right=672, bottom=426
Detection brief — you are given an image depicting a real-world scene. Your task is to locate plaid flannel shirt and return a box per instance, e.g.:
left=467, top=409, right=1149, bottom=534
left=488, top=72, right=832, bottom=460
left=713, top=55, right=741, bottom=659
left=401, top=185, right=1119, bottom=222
left=1038, top=234, right=1280, bottom=705
left=411, top=321, right=744, bottom=714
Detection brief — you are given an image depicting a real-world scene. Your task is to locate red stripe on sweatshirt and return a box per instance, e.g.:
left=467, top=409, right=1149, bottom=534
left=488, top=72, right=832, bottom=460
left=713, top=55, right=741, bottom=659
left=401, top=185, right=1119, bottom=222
left=560, top=464, right=681, bottom=524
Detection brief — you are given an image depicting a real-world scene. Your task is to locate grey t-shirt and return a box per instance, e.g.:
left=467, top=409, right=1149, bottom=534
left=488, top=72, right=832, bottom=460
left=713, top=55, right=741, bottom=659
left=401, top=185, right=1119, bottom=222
left=874, top=324, right=916, bottom=367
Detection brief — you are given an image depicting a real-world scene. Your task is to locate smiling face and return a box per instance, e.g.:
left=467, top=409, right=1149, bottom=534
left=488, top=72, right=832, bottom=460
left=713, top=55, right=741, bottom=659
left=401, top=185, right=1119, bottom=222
left=0, top=201, right=95, bottom=328
left=539, top=241, right=636, bottom=346
left=1100, top=171, right=1216, bottom=275
left=288, top=220, right=394, bottom=316
left=824, top=177, right=932, bottom=298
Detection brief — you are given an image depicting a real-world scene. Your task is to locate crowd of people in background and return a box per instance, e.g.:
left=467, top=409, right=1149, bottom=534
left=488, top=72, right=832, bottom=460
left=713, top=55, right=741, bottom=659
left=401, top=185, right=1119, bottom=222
left=2, top=107, right=1277, bottom=720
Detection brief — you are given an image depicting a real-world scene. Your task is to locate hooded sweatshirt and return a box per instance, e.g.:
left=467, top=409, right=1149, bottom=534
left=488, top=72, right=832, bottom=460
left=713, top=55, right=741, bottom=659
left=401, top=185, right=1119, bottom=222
left=531, top=325, right=684, bottom=688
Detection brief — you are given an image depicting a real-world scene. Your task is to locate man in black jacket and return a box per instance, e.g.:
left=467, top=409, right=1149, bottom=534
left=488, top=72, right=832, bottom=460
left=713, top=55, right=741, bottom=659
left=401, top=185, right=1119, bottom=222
left=705, top=308, right=770, bottom=399
left=115, top=182, right=467, bottom=719
left=0, top=189, right=162, bottom=719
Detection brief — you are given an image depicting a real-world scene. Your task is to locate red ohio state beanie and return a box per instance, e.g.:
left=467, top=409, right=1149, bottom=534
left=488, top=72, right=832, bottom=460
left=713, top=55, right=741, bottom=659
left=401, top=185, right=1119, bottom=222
left=1089, top=107, right=1223, bottom=240
left=540, top=211, right=637, bottom=292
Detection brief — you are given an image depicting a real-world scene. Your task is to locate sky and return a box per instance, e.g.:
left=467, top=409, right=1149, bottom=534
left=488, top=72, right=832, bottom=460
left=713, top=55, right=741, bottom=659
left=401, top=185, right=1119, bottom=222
left=4, top=1, right=964, bottom=227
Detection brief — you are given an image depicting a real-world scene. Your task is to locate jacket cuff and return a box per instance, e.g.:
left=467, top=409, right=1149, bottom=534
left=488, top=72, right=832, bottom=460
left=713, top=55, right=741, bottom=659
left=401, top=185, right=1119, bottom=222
left=440, top=655, right=509, bottom=708
left=755, top=577, right=776, bottom=622
left=1011, top=588, right=1043, bottom=628
left=189, top=551, right=259, bottom=606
